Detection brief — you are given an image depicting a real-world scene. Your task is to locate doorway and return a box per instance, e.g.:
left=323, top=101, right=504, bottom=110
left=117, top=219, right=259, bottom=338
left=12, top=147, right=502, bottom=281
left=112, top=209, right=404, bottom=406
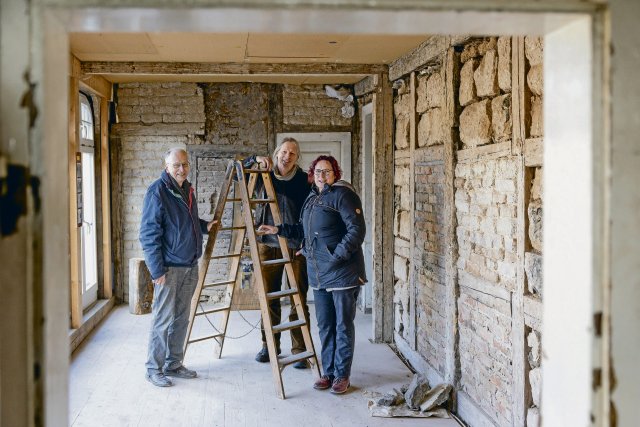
left=359, top=103, right=373, bottom=313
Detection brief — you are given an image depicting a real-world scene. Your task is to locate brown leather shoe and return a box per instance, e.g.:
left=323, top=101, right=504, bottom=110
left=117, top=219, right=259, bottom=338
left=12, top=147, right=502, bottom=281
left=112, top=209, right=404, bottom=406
left=313, top=375, right=334, bottom=390
left=330, top=377, right=350, bottom=394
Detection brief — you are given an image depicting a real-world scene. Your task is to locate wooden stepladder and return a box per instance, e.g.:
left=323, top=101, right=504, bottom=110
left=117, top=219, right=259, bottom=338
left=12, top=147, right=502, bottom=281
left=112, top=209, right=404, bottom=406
left=183, top=159, right=320, bottom=399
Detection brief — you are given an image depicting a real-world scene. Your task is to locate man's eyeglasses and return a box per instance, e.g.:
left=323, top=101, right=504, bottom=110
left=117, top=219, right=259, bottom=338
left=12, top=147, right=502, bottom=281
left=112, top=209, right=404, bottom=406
left=168, top=162, right=190, bottom=169
left=314, top=169, right=334, bottom=176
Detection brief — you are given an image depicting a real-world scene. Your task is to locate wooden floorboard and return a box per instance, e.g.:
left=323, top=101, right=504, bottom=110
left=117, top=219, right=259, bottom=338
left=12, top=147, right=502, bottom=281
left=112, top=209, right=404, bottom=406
left=70, top=304, right=459, bottom=427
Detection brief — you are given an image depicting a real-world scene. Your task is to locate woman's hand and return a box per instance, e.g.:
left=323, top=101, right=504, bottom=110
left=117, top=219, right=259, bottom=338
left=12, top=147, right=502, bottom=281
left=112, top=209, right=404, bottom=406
left=257, top=224, right=278, bottom=235
left=207, top=219, right=218, bottom=232
left=255, top=156, right=273, bottom=170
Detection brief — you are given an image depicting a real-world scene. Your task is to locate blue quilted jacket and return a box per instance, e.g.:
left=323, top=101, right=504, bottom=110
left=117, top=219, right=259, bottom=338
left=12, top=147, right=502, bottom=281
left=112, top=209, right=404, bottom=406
left=139, top=171, right=208, bottom=280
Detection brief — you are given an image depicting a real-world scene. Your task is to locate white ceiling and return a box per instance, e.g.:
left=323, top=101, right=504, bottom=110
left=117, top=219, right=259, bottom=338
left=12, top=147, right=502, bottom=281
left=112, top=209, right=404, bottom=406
left=70, top=32, right=429, bottom=83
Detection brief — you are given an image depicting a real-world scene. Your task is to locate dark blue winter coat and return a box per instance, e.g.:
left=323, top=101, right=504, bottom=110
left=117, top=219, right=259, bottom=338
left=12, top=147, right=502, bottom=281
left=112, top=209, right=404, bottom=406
left=279, top=180, right=367, bottom=290
left=139, top=171, right=208, bottom=280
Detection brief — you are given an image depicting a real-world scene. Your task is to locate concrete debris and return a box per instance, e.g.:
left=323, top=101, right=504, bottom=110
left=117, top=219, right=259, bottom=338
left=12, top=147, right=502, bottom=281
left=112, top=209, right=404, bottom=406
left=369, top=374, right=452, bottom=419
left=368, top=401, right=450, bottom=419
left=375, top=388, right=405, bottom=407
left=419, top=383, right=453, bottom=412
left=404, top=374, right=431, bottom=410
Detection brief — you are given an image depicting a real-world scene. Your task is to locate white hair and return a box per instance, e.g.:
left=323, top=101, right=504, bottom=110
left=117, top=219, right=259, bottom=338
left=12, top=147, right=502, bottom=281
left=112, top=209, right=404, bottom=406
left=272, top=137, right=300, bottom=164
left=164, top=147, right=187, bottom=164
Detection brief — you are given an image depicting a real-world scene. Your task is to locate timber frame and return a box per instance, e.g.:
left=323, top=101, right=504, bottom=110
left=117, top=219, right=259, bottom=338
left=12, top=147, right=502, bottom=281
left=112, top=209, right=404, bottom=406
left=5, top=2, right=617, bottom=426
left=68, top=55, right=115, bottom=351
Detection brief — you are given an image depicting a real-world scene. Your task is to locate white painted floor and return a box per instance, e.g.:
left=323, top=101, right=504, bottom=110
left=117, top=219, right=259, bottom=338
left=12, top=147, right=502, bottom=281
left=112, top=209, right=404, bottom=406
left=70, top=304, right=460, bottom=427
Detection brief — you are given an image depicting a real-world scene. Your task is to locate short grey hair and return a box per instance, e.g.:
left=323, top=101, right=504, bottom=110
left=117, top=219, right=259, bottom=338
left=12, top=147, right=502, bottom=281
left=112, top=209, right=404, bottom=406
left=272, top=137, right=300, bottom=164
left=164, top=147, right=187, bottom=164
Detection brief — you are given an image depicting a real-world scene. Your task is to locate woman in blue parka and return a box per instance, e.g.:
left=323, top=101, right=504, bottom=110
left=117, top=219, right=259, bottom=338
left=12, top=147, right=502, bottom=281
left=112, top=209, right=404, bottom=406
left=258, top=155, right=366, bottom=395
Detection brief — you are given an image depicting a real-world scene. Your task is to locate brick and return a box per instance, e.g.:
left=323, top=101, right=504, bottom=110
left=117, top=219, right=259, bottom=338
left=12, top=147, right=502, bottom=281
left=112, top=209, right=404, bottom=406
left=525, top=252, right=543, bottom=297
left=528, top=199, right=543, bottom=252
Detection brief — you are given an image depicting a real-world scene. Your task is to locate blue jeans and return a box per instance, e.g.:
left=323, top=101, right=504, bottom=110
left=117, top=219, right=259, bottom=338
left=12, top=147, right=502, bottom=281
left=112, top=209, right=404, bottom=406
left=145, top=266, right=198, bottom=375
left=313, top=286, right=361, bottom=379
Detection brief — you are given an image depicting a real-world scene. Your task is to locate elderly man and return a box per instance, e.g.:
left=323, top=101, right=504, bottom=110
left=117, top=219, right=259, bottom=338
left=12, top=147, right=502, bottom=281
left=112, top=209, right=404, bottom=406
left=140, top=148, right=214, bottom=387
left=244, top=137, right=311, bottom=368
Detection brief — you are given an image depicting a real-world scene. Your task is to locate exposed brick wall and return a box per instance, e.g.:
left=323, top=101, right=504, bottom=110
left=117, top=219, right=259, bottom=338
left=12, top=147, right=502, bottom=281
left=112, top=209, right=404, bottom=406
left=203, top=83, right=271, bottom=150
left=458, top=286, right=513, bottom=426
left=113, top=81, right=353, bottom=302
left=283, top=84, right=351, bottom=128
left=415, top=154, right=447, bottom=375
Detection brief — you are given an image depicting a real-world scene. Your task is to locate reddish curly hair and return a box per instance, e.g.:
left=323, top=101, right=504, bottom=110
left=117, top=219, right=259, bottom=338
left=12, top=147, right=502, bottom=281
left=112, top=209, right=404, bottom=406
left=307, top=155, right=342, bottom=184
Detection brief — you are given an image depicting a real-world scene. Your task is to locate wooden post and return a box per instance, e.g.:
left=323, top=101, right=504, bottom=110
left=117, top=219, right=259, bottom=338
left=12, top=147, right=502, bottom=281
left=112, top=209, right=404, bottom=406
left=371, top=72, right=395, bottom=343
left=128, top=258, right=154, bottom=314
left=443, top=47, right=460, bottom=385
left=408, top=71, right=417, bottom=350
left=69, top=56, right=82, bottom=329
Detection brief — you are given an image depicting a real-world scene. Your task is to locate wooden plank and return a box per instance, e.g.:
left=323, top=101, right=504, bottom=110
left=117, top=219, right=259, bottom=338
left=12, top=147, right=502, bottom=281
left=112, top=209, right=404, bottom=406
left=408, top=71, right=417, bottom=350
left=371, top=72, right=394, bottom=343
left=81, top=61, right=386, bottom=76
left=388, top=36, right=450, bottom=81
left=524, top=137, right=543, bottom=167
left=512, top=158, right=531, bottom=427
left=100, top=97, right=113, bottom=300
left=456, top=140, right=511, bottom=162
left=70, top=55, right=81, bottom=78
left=79, top=75, right=112, bottom=100
left=69, top=73, right=82, bottom=329
left=354, top=74, right=378, bottom=97
left=443, top=47, right=459, bottom=385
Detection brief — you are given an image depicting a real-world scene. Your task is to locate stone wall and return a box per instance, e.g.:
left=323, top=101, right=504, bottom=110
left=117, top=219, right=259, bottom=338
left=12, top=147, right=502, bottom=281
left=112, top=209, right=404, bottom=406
left=283, top=84, right=352, bottom=129
left=388, top=35, right=545, bottom=427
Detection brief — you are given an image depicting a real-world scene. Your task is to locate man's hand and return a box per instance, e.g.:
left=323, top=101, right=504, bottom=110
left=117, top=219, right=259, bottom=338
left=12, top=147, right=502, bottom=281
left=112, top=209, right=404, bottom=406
left=207, top=219, right=218, bottom=232
left=154, top=274, right=166, bottom=285
left=255, top=156, right=273, bottom=170
left=257, top=224, right=278, bottom=235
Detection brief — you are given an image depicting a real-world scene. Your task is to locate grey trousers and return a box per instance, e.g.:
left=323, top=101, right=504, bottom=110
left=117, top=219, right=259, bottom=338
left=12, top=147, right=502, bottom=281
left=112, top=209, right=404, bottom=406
left=145, top=266, right=198, bottom=375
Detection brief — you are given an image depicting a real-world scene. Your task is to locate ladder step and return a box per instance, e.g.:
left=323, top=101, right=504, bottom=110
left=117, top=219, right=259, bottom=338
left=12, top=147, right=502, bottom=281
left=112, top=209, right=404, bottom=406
left=250, top=198, right=275, bottom=204
left=272, top=319, right=306, bottom=334
left=278, top=351, right=315, bottom=368
left=210, top=253, right=242, bottom=260
left=219, top=226, right=246, bottom=231
left=245, top=168, right=270, bottom=174
left=187, top=332, right=224, bottom=344
left=266, top=288, right=298, bottom=300
left=195, top=305, right=231, bottom=316
left=204, top=279, right=235, bottom=288
left=261, top=258, right=290, bottom=267
left=225, top=198, right=242, bottom=202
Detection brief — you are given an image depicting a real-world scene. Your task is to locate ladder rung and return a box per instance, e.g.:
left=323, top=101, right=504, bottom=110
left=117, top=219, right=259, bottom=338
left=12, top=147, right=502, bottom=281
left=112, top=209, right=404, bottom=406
left=261, top=258, right=290, bottom=267
left=278, top=351, right=315, bottom=368
left=271, top=319, right=306, bottom=334
left=219, top=226, right=246, bottom=231
left=210, top=253, right=242, bottom=260
left=204, top=279, right=235, bottom=288
left=225, top=198, right=241, bottom=202
left=245, top=168, right=270, bottom=174
left=195, top=305, right=231, bottom=316
left=250, top=198, right=275, bottom=204
left=266, top=288, right=298, bottom=300
left=187, top=332, right=224, bottom=344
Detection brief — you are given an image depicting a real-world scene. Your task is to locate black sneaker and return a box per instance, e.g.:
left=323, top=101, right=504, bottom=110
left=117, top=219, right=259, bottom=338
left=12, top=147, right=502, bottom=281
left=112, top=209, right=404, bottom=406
left=255, top=346, right=280, bottom=363
left=146, top=372, right=173, bottom=387
left=293, top=360, right=309, bottom=369
left=165, top=365, right=197, bottom=379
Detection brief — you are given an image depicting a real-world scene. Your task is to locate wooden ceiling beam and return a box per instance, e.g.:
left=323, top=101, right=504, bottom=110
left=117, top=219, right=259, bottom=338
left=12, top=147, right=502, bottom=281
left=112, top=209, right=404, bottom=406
left=81, top=61, right=387, bottom=76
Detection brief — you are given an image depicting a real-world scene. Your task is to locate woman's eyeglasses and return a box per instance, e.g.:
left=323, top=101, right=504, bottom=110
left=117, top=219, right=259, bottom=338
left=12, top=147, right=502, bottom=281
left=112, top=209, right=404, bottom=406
left=314, top=169, right=333, bottom=176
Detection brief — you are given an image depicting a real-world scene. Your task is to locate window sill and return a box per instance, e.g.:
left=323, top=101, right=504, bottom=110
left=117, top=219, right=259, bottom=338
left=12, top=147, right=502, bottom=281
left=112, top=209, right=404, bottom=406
left=69, top=296, right=116, bottom=354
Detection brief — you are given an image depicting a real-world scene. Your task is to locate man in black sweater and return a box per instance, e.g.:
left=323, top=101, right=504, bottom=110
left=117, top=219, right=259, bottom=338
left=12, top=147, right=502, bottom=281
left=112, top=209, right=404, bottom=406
left=244, top=137, right=311, bottom=368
